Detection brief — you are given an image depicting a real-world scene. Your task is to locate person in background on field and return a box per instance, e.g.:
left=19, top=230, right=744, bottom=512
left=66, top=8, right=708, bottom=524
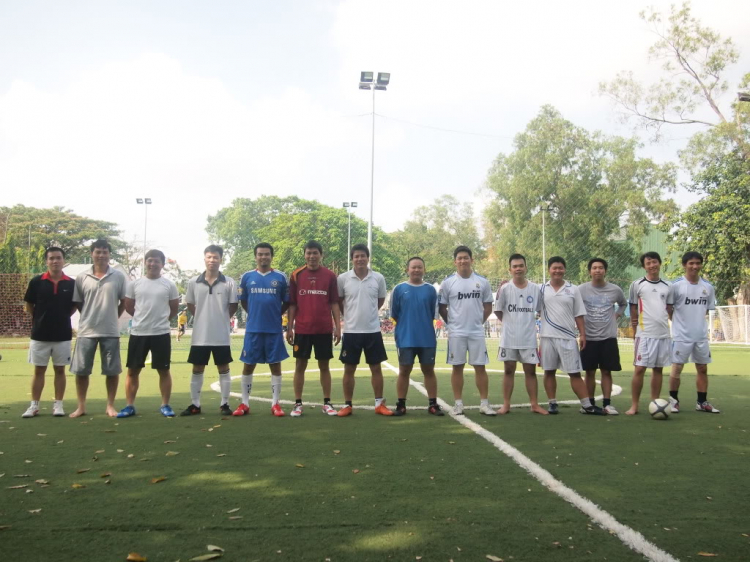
left=668, top=251, right=720, bottom=414
left=69, top=239, right=129, bottom=418
left=117, top=249, right=180, bottom=418
left=625, top=252, right=672, bottom=415
left=578, top=258, right=628, bottom=415
left=181, top=245, right=238, bottom=417
left=177, top=309, right=188, bottom=341
left=22, top=247, right=76, bottom=418
left=438, top=245, right=495, bottom=416
left=390, top=256, right=444, bottom=417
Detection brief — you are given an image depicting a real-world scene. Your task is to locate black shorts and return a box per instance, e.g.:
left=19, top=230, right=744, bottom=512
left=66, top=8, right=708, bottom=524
left=126, top=334, right=171, bottom=370
left=293, top=333, right=334, bottom=360
left=188, top=345, right=233, bottom=366
left=339, top=332, right=388, bottom=365
left=178, top=324, right=186, bottom=334
left=580, top=338, right=621, bottom=372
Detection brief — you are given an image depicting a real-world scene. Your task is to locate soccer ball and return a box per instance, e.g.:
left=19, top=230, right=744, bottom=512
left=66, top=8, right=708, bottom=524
left=648, top=398, right=671, bottom=420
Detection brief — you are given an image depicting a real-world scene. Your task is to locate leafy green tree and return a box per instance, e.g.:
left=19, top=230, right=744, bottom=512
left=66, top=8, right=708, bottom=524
left=483, top=106, right=677, bottom=286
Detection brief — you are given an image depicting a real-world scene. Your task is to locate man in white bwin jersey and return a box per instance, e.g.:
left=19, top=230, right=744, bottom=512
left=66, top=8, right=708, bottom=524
left=668, top=251, right=720, bottom=414
left=493, top=254, right=547, bottom=415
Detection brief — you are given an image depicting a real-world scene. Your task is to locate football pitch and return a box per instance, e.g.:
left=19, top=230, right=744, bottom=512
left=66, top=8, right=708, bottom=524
left=1, top=336, right=749, bottom=562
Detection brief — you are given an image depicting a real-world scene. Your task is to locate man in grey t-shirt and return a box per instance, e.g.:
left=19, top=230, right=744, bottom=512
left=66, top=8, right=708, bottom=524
left=578, top=258, right=627, bottom=415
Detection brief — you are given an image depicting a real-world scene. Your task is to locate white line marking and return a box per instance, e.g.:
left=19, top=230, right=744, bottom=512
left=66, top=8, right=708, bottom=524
left=381, top=361, right=679, bottom=562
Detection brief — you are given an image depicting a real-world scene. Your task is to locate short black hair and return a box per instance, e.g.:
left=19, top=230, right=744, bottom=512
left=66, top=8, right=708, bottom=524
left=350, top=243, right=370, bottom=259
left=304, top=240, right=323, bottom=254
left=204, top=244, right=224, bottom=258
left=548, top=256, right=566, bottom=268
left=144, top=249, right=166, bottom=264
left=640, top=251, right=662, bottom=266
left=588, top=257, right=608, bottom=271
left=45, top=246, right=65, bottom=259
left=681, top=251, right=703, bottom=265
left=90, top=239, right=111, bottom=253
left=254, top=243, right=274, bottom=257
left=453, top=245, right=473, bottom=259
left=508, top=253, right=526, bottom=266
left=406, top=256, right=425, bottom=268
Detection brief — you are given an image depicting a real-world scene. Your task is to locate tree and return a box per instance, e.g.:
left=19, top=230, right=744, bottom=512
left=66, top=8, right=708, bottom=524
left=668, top=150, right=750, bottom=303
left=599, top=3, right=749, bottom=168
left=483, top=106, right=677, bottom=286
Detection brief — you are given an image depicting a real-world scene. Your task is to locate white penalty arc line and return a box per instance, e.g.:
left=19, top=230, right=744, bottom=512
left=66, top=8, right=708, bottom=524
left=380, top=361, right=680, bottom=562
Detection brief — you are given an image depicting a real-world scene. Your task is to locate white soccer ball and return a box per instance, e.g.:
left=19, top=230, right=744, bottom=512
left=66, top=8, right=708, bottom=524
left=648, top=398, right=671, bottom=420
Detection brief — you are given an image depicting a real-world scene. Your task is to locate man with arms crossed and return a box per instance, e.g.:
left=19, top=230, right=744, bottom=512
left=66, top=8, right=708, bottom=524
left=390, top=256, right=444, bottom=416
left=181, top=245, right=238, bottom=417
left=336, top=244, right=392, bottom=417
left=540, top=256, right=605, bottom=415
left=286, top=241, right=341, bottom=417
left=668, top=251, right=720, bottom=413
left=70, top=239, right=129, bottom=418
left=625, top=252, right=672, bottom=415
left=579, top=258, right=627, bottom=415
left=439, top=246, right=495, bottom=416
left=117, top=249, right=179, bottom=418
left=233, top=243, right=289, bottom=417
left=22, top=247, right=76, bottom=418
left=493, top=254, right=547, bottom=415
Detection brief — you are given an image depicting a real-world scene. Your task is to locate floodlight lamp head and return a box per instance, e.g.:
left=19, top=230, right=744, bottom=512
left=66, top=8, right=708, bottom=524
left=374, top=85, right=387, bottom=91
left=376, top=72, right=390, bottom=86
left=738, top=91, right=750, bottom=103
left=145, top=198, right=152, bottom=204
left=360, top=71, right=374, bottom=83
left=359, top=83, right=372, bottom=90
left=343, top=202, right=350, bottom=208
left=136, top=198, right=144, bottom=204
left=351, top=202, right=358, bottom=207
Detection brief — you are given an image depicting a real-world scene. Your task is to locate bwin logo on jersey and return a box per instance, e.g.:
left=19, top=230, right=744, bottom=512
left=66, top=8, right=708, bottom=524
left=457, top=291, right=481, bottom=300
left=685, top=296, right=708, bottom=305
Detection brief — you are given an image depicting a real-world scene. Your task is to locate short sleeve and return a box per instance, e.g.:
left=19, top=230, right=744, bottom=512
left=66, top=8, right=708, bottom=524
left=227, top=278, right=239, bottom=304
left=237, top=274, right=247, bottom=302
left=616, top=286, right=627, bottom=309
left=494, top=285, right=504, bottom=312
left=707, top=284, right=716, bottom=311
left=124, top=280, right=135, bottom=300
left=337, top=274, right=346, bottom=300
left=280, top=273, right=290, bottom=304
left=185, top=279, right=196, bottom=305
left=628, top=281, right=638, bottom=305
left=118, top=274, right=129, bottom=300
left=289, top=275, right=298, bottom=305
left=328, top=272, right=339, bottom=303
left=168, top=281, right=179, bottom=300
left=390, top=285, right=401, bottom=320
left=377, top=274, right=386, bottom=298
left=535, top=285, right=543, bottom=313
left=666, top=282, right=674, bottom=305
left=24, top=278, right=37, bottom=304
left=73, top=277, right=84, bottom=303
left=438, top=278, right=448, bottom=305
left=573, top=287, right=586, bottom=317
left=481, top=279, right=493, bottom=303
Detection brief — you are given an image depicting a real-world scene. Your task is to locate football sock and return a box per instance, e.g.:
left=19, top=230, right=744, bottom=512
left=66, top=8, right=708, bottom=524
left=603, top=398, right=611, bottom=407
left=590, top=398, right=596, bottom=406
left=397, top=398, right=406, bottom=407
left=480, top=398, right=490, bottom=407
left=218, top=370, right=231, bottom=405
left=549, top=399, right=558, bottom=405
left=346, top=400, right=353, bottom=407
left=580, top=397, right=592, bottom=409
left=241, top=374, right=253, bottom=406
left=455, top=399, right=464, bottom=406
left=271, top=375, right=282, bottom=405
left=295, top=399, right=302, bottom=405
left=190, top=372, right=204, bottom=407
left=375, top=397, right=384, bottom=407
left=669, top=390, right=679, bottom=400
left=324, top=398, right=331, bottom=404
left=697, top=391, right=707, bottom=404
left=429, top=398, right=437, bottom=406
left=30, top=400, right=40, bottom=408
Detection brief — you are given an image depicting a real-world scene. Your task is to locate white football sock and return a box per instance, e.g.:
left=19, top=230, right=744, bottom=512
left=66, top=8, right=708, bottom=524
left=271, top=375, right=282, bottom=405
left=375, top=397, right=384, bottom=407
left=219, top=370, right=231, bottom=405
left=480, top=398, right=489, bottom=406
left=31, top=400, right=40, bottom=407
left=580, top=397, right=592, bottom=409
left=190, top=372, right=204, bottom=407
left=241, top=374, right=253, bottom=406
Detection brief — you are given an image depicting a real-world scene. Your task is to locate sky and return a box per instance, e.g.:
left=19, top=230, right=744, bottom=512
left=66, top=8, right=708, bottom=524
left=1, top=0, right=749, bottom=270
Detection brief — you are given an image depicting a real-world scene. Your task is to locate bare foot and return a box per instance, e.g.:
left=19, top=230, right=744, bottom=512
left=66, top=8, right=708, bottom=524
left=624, top=408, right=639, bottom=416
left=497, top=405, right=511, bottom=415
left=69, top=407, right=86, bottom=418
left=531, top=404, right=549, bottom=415
left=106, top=405, right=118, bottom=418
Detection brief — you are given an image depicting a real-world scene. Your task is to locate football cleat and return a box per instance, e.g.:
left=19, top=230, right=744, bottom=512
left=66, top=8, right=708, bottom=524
left=452, top=403, right=464, bottom=416
left=271, top=403, right=285, bottom=417
left=219, top=403, right=233, bottom=416
left=668, top=397, right=680, bottom=413
left=393, top=403, right=407, bottom=416
left=290, top=403, right=303, bottom=417
left=116, top=405, right=136, bottom=418
left=548, top=403, right=559, bottom=415
left=322, top=403, right=337, bottom=416
left=180, top=404, right=202, bottom=416
left=479, top=403, right=497, bottom=416
left=232, top=403, right=250, bottom=416
left=337, top=405, right=353, bottom=417
left=52, top=403, right=65, bottom=417
left=375, top=403, right=394, bottom=416
left=428, top=404, right=445, bottom=416
left=22, top=405, right=39, bottom=418
left=696, top=401, right=720, bottom=414
left=160, top=405, right=176, bottom=417
left=603, top=405, right=619, bottom=415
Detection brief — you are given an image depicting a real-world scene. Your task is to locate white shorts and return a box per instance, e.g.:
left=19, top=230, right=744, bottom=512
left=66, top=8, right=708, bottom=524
left=540, top=338, right=581, bottom=374
left=498, top=347, right=538, bottom=365
left=28, top=340, right=72, bottom=367
left=633, top=337, right=671, bottom=368
left=447, top=336, right=489, bottom=366
left=671, top=341, right=711, bottom=365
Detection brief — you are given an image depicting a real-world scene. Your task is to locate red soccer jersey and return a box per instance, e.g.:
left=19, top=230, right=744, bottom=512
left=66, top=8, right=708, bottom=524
left=289, top=265, right=339, bottom=334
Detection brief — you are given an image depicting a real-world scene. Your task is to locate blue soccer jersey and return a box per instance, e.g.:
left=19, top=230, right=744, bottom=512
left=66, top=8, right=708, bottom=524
left=390, top=282, right=438, bottom=348
left=239, top=269, right=289, bottom=334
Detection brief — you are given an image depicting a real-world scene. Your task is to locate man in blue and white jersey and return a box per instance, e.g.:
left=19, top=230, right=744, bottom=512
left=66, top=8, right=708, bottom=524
left=668, top=251, right=720, bottom=414
left=233, top=243, right=290, bottom=418
left=438, top=246, right=495, bottom=416
left=390, top=257, right=443, bottom=417
left=493, top=253, right=547, bottom=415
left=540, top=256, right=605, bottom=415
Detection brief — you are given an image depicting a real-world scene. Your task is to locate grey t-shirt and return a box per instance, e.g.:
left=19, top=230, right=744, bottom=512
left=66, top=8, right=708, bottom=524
left=73, top=266, right=129, bottom=338
left=578, top=282, right=627, bottom=341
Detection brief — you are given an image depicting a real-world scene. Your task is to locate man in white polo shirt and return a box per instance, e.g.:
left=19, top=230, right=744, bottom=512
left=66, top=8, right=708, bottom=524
left=181, top=245, right=239, bottom=417
left=336, top=244, right=392, bottom=417
left=69, top=239, right=129, bottom=418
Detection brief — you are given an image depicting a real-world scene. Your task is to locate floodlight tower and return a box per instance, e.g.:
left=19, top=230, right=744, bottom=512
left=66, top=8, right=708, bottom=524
left=343, top=201, right=358, bottom=270
left=135, top=198, right=152, bottom=276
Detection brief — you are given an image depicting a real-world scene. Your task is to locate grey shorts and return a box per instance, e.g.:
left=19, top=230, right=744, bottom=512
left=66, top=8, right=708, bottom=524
left=70, top=337, right=122, bottom=376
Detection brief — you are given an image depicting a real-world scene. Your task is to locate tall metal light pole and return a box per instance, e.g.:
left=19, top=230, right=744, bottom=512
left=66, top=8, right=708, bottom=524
left=135, top=198, right=152, bottom=276
left=541, top=203, right=549, bottom=285
left=343, top=201, right=358, bottom=270
left=359, top=71, right=390, bottom=257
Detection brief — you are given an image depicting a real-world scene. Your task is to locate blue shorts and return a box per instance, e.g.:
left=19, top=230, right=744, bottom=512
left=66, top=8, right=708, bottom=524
left=397, top=346, right=436, bottom=366
left=240, top=332, right=289, bottom=365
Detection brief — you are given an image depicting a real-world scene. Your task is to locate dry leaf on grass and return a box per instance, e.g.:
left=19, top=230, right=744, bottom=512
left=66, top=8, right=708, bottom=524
left=13, top=474, right=30, bottom=478
left=104, top=430, right=116, bottom=433
left=295, top=464, right=305, bottom=468
left=486, top=556, right=503, bottom=562
left=37, top=433, right=47, bottom=437
left=698, top=554, right=719, bottom=558
left=216, top=454, right=226, bottom=457
left=8, top=485, right=29, bottom=489
left=100, top=473, right=112, bottom=478
left=127, top=454, right=135, bottom=459
left=24, top=460, right=32, bottom=464
left=164, top=440, right=176, bottom=444
left=71, top=483, right=85, bottom=489
left=34, top=479, right=49, bottom=485
left=117, top=449, right=124, bottom=453
left=226, top=508, right=240, bottom=514
left=228, top=516, right=243, bottom=520
left=95, top=449, right=105, bottom=453
left=104, top=479, right=111, bottom=484
left=333, top=450, right=341, bottom=455
left=27, top=509, right=42, bottom=514
left=352, top=469, right=360, bottom=474
left=25, top=489, right=34, bottom=494
left=0, top=525, right=11, bottom=531
left=126, top=553, right=148, bottom=562
left=165, top=451, right=180, bottom=456
left=77, top=468, right=91, bottom=474
left=151, top=476, right=167, bottom=484
left=189, top=554, right=222, bottom=561
left=206, top=545, right=225, bottom=552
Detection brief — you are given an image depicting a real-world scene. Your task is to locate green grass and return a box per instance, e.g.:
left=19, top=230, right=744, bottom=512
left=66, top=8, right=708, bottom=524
left=1, top=336, right=749, bottom=561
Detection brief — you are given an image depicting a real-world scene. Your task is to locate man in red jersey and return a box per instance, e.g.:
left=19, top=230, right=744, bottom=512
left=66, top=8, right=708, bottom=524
left=286, top=241, right=342, bottom=416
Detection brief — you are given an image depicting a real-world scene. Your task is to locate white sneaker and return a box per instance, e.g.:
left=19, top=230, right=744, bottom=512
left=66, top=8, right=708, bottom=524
left=52, top=403, right=65, bottom=417
left=290, top=403, right=303, bottom=417
left=322, top=403, right=337, bottom=416
left=479, top=403, right=497, bottom=416
left=603, top=405, right=619, bottom=415
left=22, top=405, right=39, bottom=418
left=696, top=401, right=720, bottom=414
left=452, top=403, right=464, bottom=415
left=669, top=397, right=680, bottom=414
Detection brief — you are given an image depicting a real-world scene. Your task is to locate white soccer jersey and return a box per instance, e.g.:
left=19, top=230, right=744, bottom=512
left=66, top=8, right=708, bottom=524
left=628, top=277, right=672, bottom=339
left=669, top=277, right=715, bottom=342
left=494, top=280, right=541, bottom=349
left=540, top=282, right=586, bottom=340
left=439, top=272, right=493, bottom=337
